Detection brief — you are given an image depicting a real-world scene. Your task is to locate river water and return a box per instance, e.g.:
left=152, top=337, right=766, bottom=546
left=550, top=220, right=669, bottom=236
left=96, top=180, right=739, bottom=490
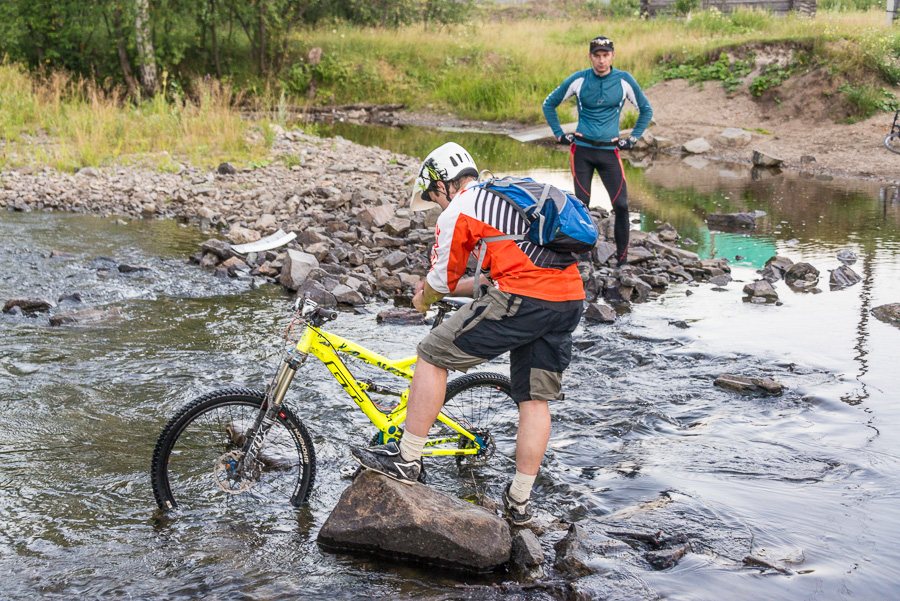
left=1, top=126, right=899, bottom=600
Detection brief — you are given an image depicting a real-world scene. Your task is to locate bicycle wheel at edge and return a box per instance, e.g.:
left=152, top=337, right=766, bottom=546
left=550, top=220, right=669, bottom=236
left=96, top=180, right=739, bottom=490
left=885, top=133, right=900, bottom=155
left=434, top=372, right=516, bottom=473
left=151, top=388, right=316, bottom=512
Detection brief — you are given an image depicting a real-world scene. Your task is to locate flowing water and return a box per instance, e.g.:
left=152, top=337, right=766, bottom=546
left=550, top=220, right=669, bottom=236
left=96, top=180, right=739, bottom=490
left=2, top=126, right=899, bottom=599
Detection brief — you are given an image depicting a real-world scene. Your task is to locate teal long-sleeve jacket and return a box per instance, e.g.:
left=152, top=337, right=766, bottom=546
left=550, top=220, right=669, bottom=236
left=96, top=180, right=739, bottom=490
left=542, top=67, right=652, bottom=147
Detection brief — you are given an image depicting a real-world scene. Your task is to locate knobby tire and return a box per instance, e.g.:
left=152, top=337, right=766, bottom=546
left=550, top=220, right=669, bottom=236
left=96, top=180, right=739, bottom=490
left=885, top=133, right=900, bottom=155
left=151, top=388, right=316, bottom=512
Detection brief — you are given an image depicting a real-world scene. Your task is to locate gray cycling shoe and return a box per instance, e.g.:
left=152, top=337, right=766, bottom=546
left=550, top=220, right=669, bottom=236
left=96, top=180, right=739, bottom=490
left=350, top=442, right=421, bottom=485
left=503, top=483, right=534, bottom=526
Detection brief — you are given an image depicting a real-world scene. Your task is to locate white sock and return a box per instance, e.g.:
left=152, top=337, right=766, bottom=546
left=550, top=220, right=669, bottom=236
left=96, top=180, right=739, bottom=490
left=398, top=431, right=427, bottom=463
left=509, top=471, right=537, bottom=504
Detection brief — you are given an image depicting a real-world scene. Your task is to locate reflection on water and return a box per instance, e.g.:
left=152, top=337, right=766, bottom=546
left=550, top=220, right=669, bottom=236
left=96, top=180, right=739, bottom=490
left=2, top=131, right=900, bottom=600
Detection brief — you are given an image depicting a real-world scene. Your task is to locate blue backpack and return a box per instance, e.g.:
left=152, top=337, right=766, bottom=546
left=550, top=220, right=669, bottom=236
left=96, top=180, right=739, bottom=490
left=476, top=177, right=599, bottom=254
left=470, top=177, right=598, bottom=298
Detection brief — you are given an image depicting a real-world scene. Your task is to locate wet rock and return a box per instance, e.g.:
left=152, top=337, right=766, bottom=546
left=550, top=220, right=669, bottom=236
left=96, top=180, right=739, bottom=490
left=752, top=150, right=784, bottom=167
left=706, top=212, right=756, bottom=232
left=784, top=262, right=819, bottom=288
left=511, top=529, right=544, bottom=569
left=761, top=255, right=794, bottom=282
left=743, top=554, right=793, bottom=574
left=585, top=302, right=616, bottom=324
left=57, top=292, right=82, bottom=304
left=830, top=265, right=861, bottom=289
left=872, top=303, right=900, bottom=328
left=332, top=284, right=365, bottom=306
left=49, top=250, right=74, bottom=259
left=220, top=256, right=249, bottom=276
left=709, top=274, right=732, bottom=286
left=317, top=470, right=510, bottom=572
left=836, top=249, right=858, bottom=265
left=217, top=162, right=238, bottom=175
left=645, top=543, right=691, bottom=570
left=742, top=279, right=778, bottom=302
left=669, top=320, right=689, bottom=329
left=554, top=524, right=596, bottom=577
left=714, top=374, right=784, bottom=395
left=118, top=263, right=152, bottom=273
left=656, top=222, right=678, bottom=243
left=280, top=249, right=319, bottom=291
left=718, top=127, right=752, bottom=147
left=49, top=306, right=123, bottom=326
left=201, top=238, right=233, bottom=260
left=3, top=297, right=54, bottom=314
left=376, top=308, right=425, bottom=325
left=682, top=138, right=711, bottom=154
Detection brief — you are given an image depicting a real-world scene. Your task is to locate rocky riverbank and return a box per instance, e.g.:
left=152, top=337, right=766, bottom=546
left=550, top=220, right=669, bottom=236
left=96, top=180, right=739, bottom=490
left=5, top=124, right=900, bottom=330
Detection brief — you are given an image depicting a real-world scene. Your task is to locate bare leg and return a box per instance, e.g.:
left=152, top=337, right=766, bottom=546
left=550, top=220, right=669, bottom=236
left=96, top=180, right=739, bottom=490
left=403, top=357, right=448, bottom=438
left=515, top=400, right=551, bottom=475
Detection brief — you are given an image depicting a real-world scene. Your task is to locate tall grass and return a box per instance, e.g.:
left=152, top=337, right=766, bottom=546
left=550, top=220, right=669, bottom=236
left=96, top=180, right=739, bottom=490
left=0, top=62, right=272, bottom=171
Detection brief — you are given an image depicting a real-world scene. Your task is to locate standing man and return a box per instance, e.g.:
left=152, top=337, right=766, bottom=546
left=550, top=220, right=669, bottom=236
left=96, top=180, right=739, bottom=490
left=351, top=142, right=585, bottom=526
left=543, top=35, right=653, bottom=267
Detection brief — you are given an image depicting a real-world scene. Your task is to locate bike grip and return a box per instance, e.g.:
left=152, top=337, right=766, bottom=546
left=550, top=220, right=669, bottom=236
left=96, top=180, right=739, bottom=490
left=317, top=308, right=338, bottom=320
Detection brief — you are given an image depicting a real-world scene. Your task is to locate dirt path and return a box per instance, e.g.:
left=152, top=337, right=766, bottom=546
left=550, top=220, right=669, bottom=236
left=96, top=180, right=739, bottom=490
left=644, top=79, right=899, bottom=184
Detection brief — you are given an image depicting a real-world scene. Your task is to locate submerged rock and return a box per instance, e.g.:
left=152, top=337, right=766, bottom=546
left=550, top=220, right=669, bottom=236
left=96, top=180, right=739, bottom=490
left=742, top=280, right=778, bottom=302
left=714, top=374, right=784, bottom=395
left=3, top=297, right=54, bottom=314
left=872, top=303, right=900, bottom=329
left=836, top=249, right=858, bottom=265
left=830, top=265, right=861, bottom=289
left=706, top=213, right=756, bottom=232
left=317, top=470, right=510, bottom=572
left=49, top=306, right=123, bottom=326
left=376, top=307, right=425, bottom=325
left=761, top=255, right=794, bottom=282
left=511, top=528, right=544, bottom=569
left=784, top=262, right=819, bottom=289
left=585, top=302, right=616, bottom=324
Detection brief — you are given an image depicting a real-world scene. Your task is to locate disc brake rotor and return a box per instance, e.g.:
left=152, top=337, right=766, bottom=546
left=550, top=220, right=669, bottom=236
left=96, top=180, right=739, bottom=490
left=213, top=449, right=260, bottom=495
left=457, top=430, right=495, bottom=468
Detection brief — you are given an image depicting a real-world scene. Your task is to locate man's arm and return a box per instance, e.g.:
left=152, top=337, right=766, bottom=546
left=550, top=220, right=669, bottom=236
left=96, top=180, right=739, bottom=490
left=624, top=72, right=653, bottom=140
left=542, top=72, right=581, bottom=140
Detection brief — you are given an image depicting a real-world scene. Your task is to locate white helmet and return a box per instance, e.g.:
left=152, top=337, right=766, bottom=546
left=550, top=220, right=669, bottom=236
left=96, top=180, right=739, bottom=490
left=409, top=142, right=478, bottom=211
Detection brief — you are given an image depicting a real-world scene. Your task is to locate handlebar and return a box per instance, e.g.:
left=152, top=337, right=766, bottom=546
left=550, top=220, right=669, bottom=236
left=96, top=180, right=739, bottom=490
left=431, top=298, right=468, bottom=329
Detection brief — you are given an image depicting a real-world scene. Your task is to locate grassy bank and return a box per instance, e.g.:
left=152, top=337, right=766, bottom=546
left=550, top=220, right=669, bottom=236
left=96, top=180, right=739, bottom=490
left=294, top=9, right=898, bottom=122
left=1, top=8, right=898, bottom=171
left=0, top=64, right=274, bottom=172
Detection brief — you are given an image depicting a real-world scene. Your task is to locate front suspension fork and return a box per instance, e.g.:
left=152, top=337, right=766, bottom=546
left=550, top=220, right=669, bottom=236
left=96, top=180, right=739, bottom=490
left=241, top=354, right=306, bottom=467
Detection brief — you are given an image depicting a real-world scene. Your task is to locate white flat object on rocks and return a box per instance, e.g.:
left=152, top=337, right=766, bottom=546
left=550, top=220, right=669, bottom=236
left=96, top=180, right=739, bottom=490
left=231, top=229, right=297, bottom=254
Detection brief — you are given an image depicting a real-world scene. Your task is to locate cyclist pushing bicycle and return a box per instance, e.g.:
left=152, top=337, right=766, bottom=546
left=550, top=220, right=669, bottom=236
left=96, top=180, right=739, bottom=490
left=350, top=142, right=586, bottom=526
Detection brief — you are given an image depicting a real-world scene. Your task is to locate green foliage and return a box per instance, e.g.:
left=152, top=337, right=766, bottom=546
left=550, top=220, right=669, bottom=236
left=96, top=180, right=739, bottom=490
left=749, top=62, right=798, bottom=96
left=620, top=109, right=638, bottom=130
left=838, top=84, right=899, bottom=122
left=686, top=8, right=773, bottom=34
left=672, top=0, right=701, bottom=16
left=659, top=52, right=755, bottom=93
left=590, top=0, right=641, bottom=18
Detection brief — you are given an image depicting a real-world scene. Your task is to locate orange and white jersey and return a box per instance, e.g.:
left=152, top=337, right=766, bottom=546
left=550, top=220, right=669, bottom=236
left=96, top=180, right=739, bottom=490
left=426, top=183, right=585, bottom=302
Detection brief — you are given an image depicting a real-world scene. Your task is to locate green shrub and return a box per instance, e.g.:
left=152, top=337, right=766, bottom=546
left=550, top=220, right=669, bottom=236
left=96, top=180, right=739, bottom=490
left=659, top=52, right=755, bottom=93
left=620, top=109, right=639, bottom=130
left=749, top=63, right=798, bottom=96
left=838, top=84, right=899, bottom=122
left=673, top=0, right=701, bottom=15
left=819, top=0, right=884, bottom=11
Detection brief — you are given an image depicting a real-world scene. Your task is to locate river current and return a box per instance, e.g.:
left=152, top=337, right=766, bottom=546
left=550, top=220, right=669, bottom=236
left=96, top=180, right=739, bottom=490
left=1, top=127, right=899, bottom=599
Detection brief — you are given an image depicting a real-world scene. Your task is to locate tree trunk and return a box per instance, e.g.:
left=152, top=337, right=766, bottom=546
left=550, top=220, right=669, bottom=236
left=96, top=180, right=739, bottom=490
left=112, top=8, right=139, bottom=97
left=134, top=0, right=158, bottom=96
left=209, top=0, right=222, bottom=77
left=257, top=0, right=266, bottom=75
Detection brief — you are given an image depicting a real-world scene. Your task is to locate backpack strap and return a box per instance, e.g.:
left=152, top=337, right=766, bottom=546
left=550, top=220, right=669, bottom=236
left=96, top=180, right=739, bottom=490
left=472, top=234, right=522, bottom=299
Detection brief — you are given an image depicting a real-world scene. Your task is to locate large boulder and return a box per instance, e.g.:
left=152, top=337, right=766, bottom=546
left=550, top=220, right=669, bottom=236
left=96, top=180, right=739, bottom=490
left=682, top=138, right=711, bottom=154
left=279, top=249, right=319, bottom=290
left=761, top=255, right=794, bottom=282
left=317, top=470, right=511, bottom=572
left=718, top=127, right=752, bottom=147
left=3, top=297, right=54, bottom=314
left=752, top=150, right=784, bottom=167
left=743, top=279, right=778, bottom=302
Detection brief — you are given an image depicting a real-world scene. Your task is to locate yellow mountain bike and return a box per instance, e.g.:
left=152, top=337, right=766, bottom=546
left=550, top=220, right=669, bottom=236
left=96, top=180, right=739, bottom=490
left=150, top=296, right=514, bottom=511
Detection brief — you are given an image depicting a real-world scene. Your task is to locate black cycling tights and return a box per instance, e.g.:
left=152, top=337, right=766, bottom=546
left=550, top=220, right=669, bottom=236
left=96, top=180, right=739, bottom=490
left=570, top=144, right=629, bottom=265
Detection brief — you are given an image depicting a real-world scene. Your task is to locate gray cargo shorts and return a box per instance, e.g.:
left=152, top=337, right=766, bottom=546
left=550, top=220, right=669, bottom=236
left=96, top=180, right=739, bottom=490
left=417, top=287, right=582, bottom=403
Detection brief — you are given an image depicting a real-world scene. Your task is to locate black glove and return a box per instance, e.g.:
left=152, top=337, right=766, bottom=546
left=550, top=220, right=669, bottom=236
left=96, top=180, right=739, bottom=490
left=617, top=135, right=638, bottom=150
left=558, top=133, right=576, bottom=145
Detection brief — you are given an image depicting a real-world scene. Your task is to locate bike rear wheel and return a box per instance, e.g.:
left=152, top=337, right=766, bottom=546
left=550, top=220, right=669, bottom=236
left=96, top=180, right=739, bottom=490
left=151, top=388, right=316, bottom=511
left=886, top=133, right=900, bottom=155
left=430, top=372, right=516, bottom=473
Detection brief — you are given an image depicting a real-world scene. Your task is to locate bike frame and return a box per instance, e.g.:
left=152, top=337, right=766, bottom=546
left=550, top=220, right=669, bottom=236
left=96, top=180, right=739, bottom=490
left=290, top=323, right=486, bottom=457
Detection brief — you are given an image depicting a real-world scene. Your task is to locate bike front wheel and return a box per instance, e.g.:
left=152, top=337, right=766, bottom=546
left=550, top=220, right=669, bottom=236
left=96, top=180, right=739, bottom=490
left=886, top=133, right=900, bottom=155
left=151, top=388, right=316, bottom=512
left=431, top=372, right=517, bottom=473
